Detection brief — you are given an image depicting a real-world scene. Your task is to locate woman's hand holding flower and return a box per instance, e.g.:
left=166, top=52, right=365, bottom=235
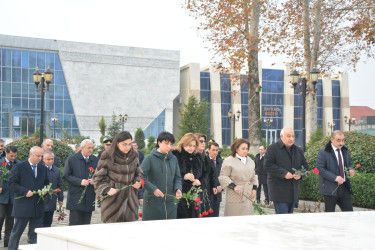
left=153, top=189, right=164, bottom=198
left=176, top=189, right=182, bottom=199
left=133, top=182, right=141, bottom=189
left=250, top=189, right=256, bottom=199
left=107, top=188, right=117, bottom=196
left=192, top=179, right=201, bottom=186
left=184, top=173, right=195, bottom=181
left=234, top=186, right=243, bottom=196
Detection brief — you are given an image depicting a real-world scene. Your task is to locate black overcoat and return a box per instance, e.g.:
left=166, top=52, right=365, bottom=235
left=63, top=151, right=98, bottom=212
left=43, top=164, right=64, bottom=211
left=0, top=158, right=19, bottom=204
left=316, top=142, right=354, bottom=196
left=264, top=140, right=309, bottom=204
left=8, top=160, right=49, bottom=217
left=255, top=153, right=267, bottom=184
left=212, top=157, right=223, bottom=203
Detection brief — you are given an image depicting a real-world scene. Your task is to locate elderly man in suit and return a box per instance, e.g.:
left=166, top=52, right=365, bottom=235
left=63, top=139, right=98, bottom=226
left=0, top=146, right=19, bottom=247
left=0, top=139, right=5, bottom=159
left=264, top=128, right=309, bottom=214
left=41, top=139, right=59, bottom=168
left=41, top=151, right=63, bottom=227
left=7, top=146, right=49, bottom=250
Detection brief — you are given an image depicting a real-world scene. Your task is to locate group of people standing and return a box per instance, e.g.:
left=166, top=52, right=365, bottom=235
left=0, top=125, right=357, bottom=249
left=0, top=139, right=63, bottom=250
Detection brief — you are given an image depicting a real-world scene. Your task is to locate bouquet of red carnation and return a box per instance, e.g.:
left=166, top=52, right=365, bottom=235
left=56, top=204, right=66, bottom=222
left=0, top=162, right=10, bottom=187
left=78, top=167, right=95, bottom=204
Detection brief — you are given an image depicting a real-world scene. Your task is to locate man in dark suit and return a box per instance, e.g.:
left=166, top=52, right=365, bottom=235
left=316, top=130, right=355, bottom=212
left=255, top=145, right=269, bottom=204
left=8, top=146, right=49, bottom=250
left=264, top=128, right=309, bottom=214
left=41, top=139, right=59, bottom=168
left=41, top=151, right=63, bottom=227
left=207, top=142, right=222, bottom=217
left=0, top=139, right=5, bottom=159
left=63, top=139, right=98, bottom=226
left=0, top=146, right=19, bottom=247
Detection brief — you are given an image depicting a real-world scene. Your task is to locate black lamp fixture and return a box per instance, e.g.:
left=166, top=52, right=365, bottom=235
left=51, top=117, right=58, bottom=139
left=33, top=66, right=53, bottom=146
left=228, top=109, right=241, bottom=144
left=290, top=68, right=320, bottom=152
left=119, top=114, right=128, bottom=131
left=344, top=115, right=356, bottom=131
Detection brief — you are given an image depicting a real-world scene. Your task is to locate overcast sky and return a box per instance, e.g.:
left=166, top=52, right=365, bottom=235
left=1, top=0, right=374, bottom=109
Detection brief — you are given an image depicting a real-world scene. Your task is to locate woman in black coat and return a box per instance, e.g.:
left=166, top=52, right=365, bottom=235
left=172, top=133, right=203, bottom=218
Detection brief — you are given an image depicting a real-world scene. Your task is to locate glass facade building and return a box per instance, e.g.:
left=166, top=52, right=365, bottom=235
left=144, top=109, right=165, bottom=139
left=332, top=80, right=341, bottom=131
left=200, top=72, right=211, bottom=136
left=220, top=74, right=232, bottom=146
left=0, top=48, right=79, bottom=139
left=261, top=69, right=284, bottom=145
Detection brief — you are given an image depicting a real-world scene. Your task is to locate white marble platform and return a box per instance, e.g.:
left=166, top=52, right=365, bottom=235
left=35, top=211, right=375, bottom=250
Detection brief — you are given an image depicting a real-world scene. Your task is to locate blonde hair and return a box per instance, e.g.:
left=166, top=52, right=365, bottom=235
left=176, top=133, right=199, bottom=153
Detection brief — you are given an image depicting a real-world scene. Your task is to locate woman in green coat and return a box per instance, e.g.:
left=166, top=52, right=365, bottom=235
left=141, top=132, right=182, bottom=221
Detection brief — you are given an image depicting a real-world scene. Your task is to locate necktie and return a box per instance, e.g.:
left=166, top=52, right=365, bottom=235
left=8, top=161, right=13, bottom=167
left=48, top=166, right=52, bottom=171
left=336, top=149, right=344, bottom=178
left=31, top=165, right=37, bottom=177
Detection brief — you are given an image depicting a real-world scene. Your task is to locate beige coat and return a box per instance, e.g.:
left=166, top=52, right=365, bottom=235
left=219, top=156, right=258, bottom=216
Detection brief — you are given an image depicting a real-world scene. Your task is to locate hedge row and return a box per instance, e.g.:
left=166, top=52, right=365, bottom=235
left=299, top=173, right=375, bottom=209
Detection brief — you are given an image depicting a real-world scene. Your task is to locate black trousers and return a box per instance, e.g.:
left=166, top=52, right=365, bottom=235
left=0, top=203, right=14, bottom=245
left=69, top=210, right=92, bottom=226
left=324, top=184, right=353, bottom=212
left=256, top=184, right=269, bottom=202
left=41, top=211, right=54, bottom=227
left=8, top=216, right=42, bottom=250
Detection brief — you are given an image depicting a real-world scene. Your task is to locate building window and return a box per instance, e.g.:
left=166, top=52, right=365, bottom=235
left=144, top=109, right=165, bottom=139
left=0, top=48, right=79, bottom=139
left=200, top=72, right=211, bottom=136
left=262, top=69, right=284, bottom=145
left=220, top=74, right=231, bottom=146
left=241, top=76, right=249, bottom=139
left=332, top=80, right=341, bottom=131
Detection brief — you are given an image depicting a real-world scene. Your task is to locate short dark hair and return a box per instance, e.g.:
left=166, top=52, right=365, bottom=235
left=6, top=145, right=18, bottom=153
left=156, top=132, right=175, bottom=148
left=259, top=145, right=266, bottom=150
left=230, top=138, right=250, bottom=157
left=208, top=142, right=219, bottom=149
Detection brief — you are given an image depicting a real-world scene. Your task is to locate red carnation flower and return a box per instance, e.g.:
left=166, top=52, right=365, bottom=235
left=97, top=196, right=100, bottom=200
left=140, top=179, right=145, bottom=186
left=203, top=211, right=209, bottom=216
left=208, top=209, right=214, bottom=213
left=61, top=218, right=64, bottom=221
left=313, top=168, right=319, bottom=174
left=138, top=213, right=143, bottom=218
left=198, top=214, right=203, bottom=218
left=54, top=188, right=61, bottom=194
left=88, top=167, right=95, bottom=172
left=2, top=162, right=7, bottom=166
left=195, top=198, right=200, bottom=203
left=57, top=217, right=60, bottom=221
left=193, top=206, right=199, bottom=211
left=356, top=164, right=361, bottom=168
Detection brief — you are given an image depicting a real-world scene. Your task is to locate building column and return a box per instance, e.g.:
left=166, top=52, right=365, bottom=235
left=339, top=72, right=350, bottom=132
left=322, top=75, right=334, bottom=137
left=283, top=63, right=295, bottom=129
left=207, top=65, right=223, bottom=146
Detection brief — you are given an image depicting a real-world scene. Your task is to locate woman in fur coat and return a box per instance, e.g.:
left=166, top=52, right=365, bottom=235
left=172, top=133, right=203, bottom=218
left=93, top=131, right=143, bottom=223
left=219, top=138, right=258, bottom=216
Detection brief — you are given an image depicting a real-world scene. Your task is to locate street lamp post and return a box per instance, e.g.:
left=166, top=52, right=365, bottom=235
left=51, top=117, right=58, bottom=139
left=344, top=116, right=356, bottom=131
left=290, top=68, right=320, bottom=152
left=328, top=121, right=335, bottom=135
left=119, top=114, right=128, bottom=131
left=228, top=109, right=241, bottom=144
left=264, top=118, right=273, bottom=144
left=33, top=66, right=53, bottom=146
